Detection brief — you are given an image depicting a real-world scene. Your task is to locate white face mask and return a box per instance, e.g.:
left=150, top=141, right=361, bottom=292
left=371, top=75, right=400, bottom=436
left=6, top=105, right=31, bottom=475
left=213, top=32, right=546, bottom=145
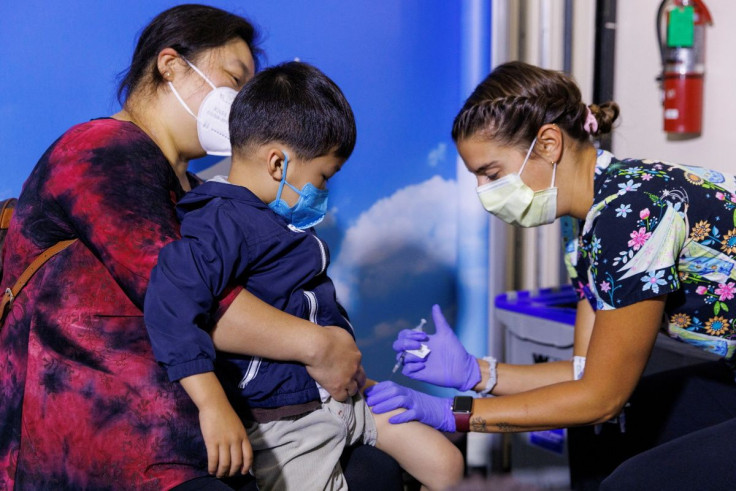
left=168, top=58, right=237, bottom=156
left=476, top=137, right=558, bottom=227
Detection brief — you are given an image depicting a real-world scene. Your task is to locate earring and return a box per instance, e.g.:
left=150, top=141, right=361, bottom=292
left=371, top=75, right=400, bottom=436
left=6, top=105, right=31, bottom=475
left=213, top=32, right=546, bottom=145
left=164, top=71, right=171, bottom=79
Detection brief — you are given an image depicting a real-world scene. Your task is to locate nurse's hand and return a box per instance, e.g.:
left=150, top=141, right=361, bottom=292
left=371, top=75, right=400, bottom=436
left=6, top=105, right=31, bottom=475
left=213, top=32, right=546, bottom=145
left=393, top=305, right=481, bottom=391
left=365, top=381, right=455, bottom=432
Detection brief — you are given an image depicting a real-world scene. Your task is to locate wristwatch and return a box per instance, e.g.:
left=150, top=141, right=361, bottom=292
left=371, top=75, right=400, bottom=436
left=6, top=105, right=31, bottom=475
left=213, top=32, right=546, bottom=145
left=452, top=396, right=474, bottom=433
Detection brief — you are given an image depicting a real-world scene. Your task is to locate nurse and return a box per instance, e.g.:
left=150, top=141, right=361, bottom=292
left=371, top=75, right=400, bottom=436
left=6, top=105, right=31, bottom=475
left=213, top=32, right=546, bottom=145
left=366, top=60, right=736, bottom=489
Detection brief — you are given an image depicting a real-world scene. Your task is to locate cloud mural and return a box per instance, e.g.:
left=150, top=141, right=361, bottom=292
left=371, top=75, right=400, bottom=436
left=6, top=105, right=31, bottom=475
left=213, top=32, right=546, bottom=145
left=328, top=175, right=460, bottom=381
left=332, top=175, right=457, bottom=307
left=427, top=143, right=448, bottom=168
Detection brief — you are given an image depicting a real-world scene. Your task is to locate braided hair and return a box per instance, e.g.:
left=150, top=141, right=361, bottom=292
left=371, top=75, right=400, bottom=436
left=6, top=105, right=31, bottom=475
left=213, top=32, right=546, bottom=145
left=452, top=61, right=619, bottom=148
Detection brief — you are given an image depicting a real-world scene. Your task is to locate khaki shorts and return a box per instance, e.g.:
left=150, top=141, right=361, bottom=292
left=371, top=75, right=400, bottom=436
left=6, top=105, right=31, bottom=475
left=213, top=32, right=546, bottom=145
left=245, top=393, right=377, bottom=491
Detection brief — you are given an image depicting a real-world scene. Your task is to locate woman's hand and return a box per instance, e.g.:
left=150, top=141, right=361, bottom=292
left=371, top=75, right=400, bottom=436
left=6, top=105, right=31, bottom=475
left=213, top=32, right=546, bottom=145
left=365, top=381, right=455, bottom=432
left=305, top=325, right=362, bottom=401
left=393, top=305, right=480, bottom=391
left=179, top=372, right=253, bottom=477
left=355, top=364, right=367, bottom=390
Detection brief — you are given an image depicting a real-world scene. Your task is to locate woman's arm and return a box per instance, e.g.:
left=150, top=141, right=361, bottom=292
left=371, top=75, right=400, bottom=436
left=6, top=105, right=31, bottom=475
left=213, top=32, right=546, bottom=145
left=212, top=289, right=362, bottom=400
left=481, top=360, right=573, bottom=396
left=369, top=296, right=665, bottom=432
left=476, top=299, right=595, bottom=396
left=468, top=296, right=664, bottom=432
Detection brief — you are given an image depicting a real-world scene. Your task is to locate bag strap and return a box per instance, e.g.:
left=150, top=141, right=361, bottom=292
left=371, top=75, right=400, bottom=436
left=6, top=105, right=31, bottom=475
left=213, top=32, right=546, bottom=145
left=1, top=238, right=77, bottom=322
left=0, top=199, right=17, bottom=229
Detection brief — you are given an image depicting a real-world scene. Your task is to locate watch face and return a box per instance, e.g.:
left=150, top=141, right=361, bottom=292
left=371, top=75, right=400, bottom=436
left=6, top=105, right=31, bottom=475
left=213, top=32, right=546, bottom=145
left=453, top=396, right=473, bottom=413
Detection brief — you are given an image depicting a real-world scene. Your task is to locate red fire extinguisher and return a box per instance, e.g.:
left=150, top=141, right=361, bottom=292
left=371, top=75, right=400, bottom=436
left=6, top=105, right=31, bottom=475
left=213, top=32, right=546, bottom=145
left=657, top=0, right=712, bottom=135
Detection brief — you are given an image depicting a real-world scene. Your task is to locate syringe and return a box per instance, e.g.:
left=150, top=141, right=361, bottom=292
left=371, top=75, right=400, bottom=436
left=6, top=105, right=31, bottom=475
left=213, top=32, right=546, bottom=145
left=391, top=318, right=428, bottom=375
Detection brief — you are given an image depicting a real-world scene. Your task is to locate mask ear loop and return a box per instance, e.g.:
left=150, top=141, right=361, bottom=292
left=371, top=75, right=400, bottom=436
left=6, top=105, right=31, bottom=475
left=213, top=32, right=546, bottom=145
left=517, top=137, right=538, bottom=176
left=550, top=161, right=558, bottom=188
left=274, top=152, right=290, bottom=202
left=168, top=81, right=198, bottom=119
left=166, top=56, right=218, bottom=120
left=181, top=57, right=218, bottom=90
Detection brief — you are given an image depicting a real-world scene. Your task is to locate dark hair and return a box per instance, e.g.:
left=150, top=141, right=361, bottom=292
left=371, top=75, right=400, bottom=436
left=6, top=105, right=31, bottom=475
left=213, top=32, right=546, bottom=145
left=452, top=61, right=619, bottom=148
left=229, top=61, right=356, bottom=161
left=117, top=4, right=261, bottom=104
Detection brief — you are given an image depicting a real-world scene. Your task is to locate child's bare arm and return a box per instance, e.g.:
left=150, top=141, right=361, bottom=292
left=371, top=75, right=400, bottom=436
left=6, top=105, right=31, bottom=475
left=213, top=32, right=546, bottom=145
left=180, top=372, right=253, bottom=478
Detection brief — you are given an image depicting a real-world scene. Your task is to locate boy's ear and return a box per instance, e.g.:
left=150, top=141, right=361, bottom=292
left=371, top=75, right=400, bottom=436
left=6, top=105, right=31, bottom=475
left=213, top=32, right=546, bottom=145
left=266, top=148, right=288, bottom=182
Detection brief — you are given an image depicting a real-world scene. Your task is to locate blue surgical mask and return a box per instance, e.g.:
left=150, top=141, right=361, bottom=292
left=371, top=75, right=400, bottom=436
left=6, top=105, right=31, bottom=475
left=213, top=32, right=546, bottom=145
left=268, top=152, right=329, bottom=229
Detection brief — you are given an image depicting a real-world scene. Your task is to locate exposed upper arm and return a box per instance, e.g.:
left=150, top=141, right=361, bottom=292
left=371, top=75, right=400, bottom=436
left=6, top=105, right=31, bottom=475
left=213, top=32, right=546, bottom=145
left=580, top=295, right=666, bottom=417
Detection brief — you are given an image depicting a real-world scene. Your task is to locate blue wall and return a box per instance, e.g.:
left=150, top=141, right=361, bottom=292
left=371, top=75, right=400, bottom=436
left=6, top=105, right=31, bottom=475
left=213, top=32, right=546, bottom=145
left=0, top=1, right=482, bottom=386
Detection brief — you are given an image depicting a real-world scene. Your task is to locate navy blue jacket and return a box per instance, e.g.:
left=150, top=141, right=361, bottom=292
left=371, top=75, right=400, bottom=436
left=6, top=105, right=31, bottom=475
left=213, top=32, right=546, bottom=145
left=144, top=179, right=353, bottom=409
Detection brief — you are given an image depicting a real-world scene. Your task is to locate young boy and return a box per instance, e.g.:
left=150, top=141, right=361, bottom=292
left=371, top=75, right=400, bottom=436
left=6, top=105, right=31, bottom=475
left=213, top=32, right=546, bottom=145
left=144, top=62, right=463, bottom=490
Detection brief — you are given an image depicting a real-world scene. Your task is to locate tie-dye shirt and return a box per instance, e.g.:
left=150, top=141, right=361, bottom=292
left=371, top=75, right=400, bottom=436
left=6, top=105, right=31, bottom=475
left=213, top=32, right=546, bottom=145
left=0, top=119, right=217, bottom=489
left=567, top=150, right=736, bottom=359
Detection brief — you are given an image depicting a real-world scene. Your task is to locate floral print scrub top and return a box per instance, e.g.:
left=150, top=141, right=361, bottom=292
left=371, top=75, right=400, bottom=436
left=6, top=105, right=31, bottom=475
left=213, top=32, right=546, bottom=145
left=567, top=150, right=736, bottom=359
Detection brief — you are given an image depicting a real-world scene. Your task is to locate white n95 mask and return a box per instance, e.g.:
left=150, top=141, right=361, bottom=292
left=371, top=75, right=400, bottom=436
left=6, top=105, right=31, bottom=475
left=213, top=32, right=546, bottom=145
left=168, top=58, right=237, bottom=156
left=476, top=137, right=558, bottom=228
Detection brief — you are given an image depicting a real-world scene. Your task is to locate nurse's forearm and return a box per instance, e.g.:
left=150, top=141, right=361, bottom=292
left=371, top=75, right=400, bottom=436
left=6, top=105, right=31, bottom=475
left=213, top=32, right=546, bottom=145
left=472, top=359, right=574, bottom=396
left=468, top=297, right=665, bottom=432
left=468, top=378, right=622, bottom=433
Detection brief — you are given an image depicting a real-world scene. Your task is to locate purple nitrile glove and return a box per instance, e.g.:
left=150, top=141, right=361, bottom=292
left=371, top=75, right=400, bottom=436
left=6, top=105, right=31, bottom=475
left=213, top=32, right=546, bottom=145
left=392, top=305, right=480, bottom=391
left=364, top=381, right=455, bottom=432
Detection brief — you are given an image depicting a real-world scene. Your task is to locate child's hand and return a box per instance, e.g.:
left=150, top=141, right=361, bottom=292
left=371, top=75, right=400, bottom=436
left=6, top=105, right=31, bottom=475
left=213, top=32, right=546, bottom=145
left=179, top=372, right=253, bottom=477
left=199, top=399, right=253, bottom=477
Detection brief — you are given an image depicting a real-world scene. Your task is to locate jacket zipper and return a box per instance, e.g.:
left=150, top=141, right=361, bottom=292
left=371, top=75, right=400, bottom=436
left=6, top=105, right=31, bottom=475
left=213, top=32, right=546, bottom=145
left=312, top=235, right=327, bottom=275
left=238, top=357, right=262, bottom=389
left=287, top=224, right=327, bottom=275
left=304, top=290, right=318, bottom=323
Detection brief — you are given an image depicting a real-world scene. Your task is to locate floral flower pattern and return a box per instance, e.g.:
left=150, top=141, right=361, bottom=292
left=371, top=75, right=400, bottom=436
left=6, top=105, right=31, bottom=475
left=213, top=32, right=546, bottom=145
left=715, top=282, right=736, bottom=301
left=615, top=204, right=632, bottom=217
left=705, top=316, right=730, bottom=336
left=641, top=270, right=667, bottom=294
left=671, top=313, right=691, bottom=328
left=569, top=150, right=736, bottom=359
left=628, top=228, right=651, bottom=250
left=722, top=229, right=736, bottom=255
left=690, top=220, right=711, bottom=241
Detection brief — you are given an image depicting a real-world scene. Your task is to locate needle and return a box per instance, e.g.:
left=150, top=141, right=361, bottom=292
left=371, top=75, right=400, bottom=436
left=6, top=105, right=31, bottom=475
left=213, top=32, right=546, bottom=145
left=391, top=318, right=427, bottom=376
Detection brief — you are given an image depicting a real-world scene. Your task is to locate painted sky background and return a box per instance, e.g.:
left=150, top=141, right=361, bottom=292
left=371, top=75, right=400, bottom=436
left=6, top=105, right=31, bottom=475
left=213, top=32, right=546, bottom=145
left=0, top=1, right=479, bottom=388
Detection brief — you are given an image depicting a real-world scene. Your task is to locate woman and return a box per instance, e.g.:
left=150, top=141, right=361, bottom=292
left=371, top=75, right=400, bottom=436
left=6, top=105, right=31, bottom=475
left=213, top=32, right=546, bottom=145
left=0, top=5, right=400, bottom=490
left=366, top=61, right=736, bottom=489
